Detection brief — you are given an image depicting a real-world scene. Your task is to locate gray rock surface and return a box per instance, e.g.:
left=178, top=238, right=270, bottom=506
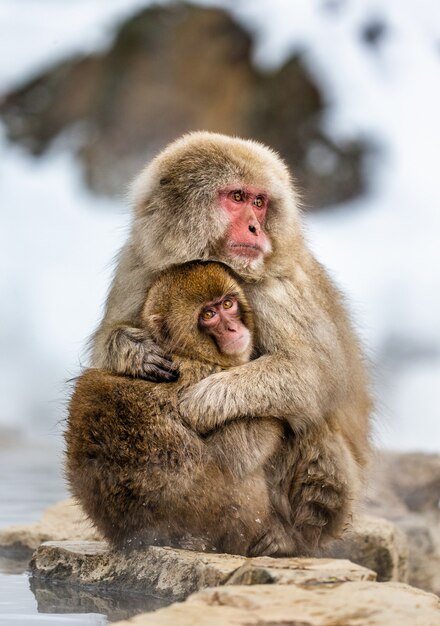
left=365, top=451, right=440, bottom=595
left=327, top=513, right=408, bottom=582
left=398, top=513, right=440, bottom=597
left=30, top=540, right=375, bottom=600
left=111, top=582, right=440, bottom=626
left=3, top=499, right=410, bottom=587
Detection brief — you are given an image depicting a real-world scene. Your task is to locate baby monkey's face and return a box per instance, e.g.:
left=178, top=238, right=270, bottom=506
left=198, top=294, right=251, bottom=360
left=141, top=262, right=254, bottom=368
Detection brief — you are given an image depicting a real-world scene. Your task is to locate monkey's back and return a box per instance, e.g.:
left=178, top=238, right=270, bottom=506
left=65, top=367, right=251, bottom=551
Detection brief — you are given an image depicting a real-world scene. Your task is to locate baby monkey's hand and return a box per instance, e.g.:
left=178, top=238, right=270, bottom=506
left=107, top=326, right=179, bottom=382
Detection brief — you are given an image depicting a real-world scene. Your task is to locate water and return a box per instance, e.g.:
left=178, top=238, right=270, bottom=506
left=0, top=436, right=170, bottom=625
left=0, top=437, right=68, bottom=528
left=0, top=573, right=106, bottom=626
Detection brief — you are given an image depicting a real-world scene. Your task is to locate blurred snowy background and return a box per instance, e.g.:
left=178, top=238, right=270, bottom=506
left=0, top=0, right=439, bottom=451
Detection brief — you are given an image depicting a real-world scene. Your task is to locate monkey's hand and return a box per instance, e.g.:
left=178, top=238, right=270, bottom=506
left=178, top=370, right=240, bottom=432
left=107, top=326, right=179, bottom=382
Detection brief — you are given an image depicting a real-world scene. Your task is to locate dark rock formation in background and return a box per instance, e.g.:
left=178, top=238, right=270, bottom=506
left=0, top=3, right=367, bottom=209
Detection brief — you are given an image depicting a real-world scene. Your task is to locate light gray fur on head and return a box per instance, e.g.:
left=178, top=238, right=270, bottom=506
left=128, top=131, right=302, bottom=278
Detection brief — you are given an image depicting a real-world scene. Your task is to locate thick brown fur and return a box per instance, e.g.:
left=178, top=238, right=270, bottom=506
left=67, top=263, right=290, bottom=554
left=89, top=132, right=372, bottom=550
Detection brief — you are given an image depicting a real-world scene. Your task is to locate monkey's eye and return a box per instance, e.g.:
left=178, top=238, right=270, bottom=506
left=222, top=299, right=233, bottom=310
left=232, top=190, right=244, bottom=202
left=254, top=196, right=264, bottom=208
left=201, top=309, right=215, bottom=321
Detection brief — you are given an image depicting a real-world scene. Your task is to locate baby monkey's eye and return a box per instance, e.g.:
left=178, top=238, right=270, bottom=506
left=232, top=190, right=244, bottom=202
left=201, top=309, right=215, bottom=320
left=222, top=299, right=233, bottom=310
left=254, top=196, right=264, bottom=208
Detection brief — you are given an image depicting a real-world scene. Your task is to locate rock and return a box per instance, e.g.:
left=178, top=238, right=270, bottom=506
left=364, top=451, right=440, bottom=595
left=30, top=540, right=375, bottom=600
left=30, top=541, right=241, bottom=600
left=0, top=4, right=367, bottom=209
left=382, top=452, right=440, bottom=514
left=0, top=499, right=99, bottom=557
left=111, top=582, right=440, bottom=626
left=327, top=513, right=408, bottom=582
left=3, top=497, right=403, bottom=585
left=394, top=513, right=440, bottom=596
left=225, top=554, right=376, bottom=586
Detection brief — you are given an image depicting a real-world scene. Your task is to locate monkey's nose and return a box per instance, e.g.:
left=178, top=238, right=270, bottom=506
left=249, top=224, right=258, bottom=235
left=227, top=321, right=239, bottom=332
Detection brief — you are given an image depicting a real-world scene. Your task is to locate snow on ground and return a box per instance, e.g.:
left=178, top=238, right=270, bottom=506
left=0, top=0, right=439, bottom=449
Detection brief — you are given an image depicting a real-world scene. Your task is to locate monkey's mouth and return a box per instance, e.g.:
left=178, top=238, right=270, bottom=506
left=222, top=332, right=251, bottom=355
left=228, top=243, right=263, bottom=259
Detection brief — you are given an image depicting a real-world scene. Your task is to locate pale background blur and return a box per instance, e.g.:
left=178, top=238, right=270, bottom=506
left=1, top=0, right=439, bottom=452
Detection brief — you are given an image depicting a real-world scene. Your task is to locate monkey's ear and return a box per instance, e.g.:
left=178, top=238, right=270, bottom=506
left=147, top=314, right=169, bottom=344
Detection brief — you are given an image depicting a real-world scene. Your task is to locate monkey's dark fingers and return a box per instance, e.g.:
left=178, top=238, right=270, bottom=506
left=143, top=334, right=177, bottom=361
left=147, top=351, right=178, bottom=371
left=142, top=360, right=179, bottom=383
left=147, top=341, right=173, bottom=360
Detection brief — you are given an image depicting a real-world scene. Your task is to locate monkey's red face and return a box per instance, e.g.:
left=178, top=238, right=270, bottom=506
left=218, top=185, right=271, bottom=261
left=199, top=295, right=251, bottom=356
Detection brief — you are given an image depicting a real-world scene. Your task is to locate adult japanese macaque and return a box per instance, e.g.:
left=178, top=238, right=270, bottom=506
left=90, top=132, right=372, bottom=546
left=67, top=262, right=289, bottom=554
